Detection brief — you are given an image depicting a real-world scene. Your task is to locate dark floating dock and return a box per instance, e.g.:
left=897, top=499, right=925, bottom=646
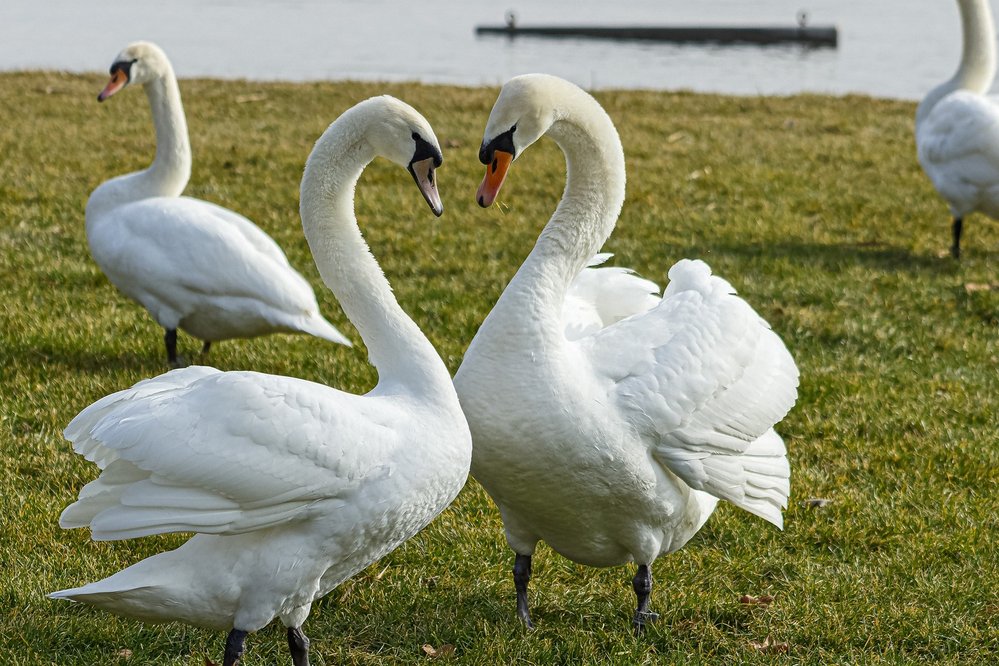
left=476, top=14, right=838, bottom=48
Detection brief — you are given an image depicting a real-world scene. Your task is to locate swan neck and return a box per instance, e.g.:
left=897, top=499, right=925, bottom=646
left=956, top=0, right=997, bottom=92
left=300, top=117, right=451, bottom=395
left=86, top=67, right=192, bottom=220
left=143, top=68, right=192, bottom=196
left=512, top=97, right=626, bottom=318
left=920, top=0, right=997, bottom=122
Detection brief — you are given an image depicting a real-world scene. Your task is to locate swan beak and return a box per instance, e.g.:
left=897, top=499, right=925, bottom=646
left=409, top=157, right=444, bottom=217
left=98, top=69, right=128, bottom=102
left=476, top=150, right=513, bottom=208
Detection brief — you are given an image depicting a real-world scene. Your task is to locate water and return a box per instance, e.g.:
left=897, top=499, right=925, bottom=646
left=1, top=0, right=994, bottom=99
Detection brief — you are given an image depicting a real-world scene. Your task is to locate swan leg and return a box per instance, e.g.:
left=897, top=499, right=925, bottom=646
left=631, top=564, right=658, bottom=634
left=165, top=328, right=179, bottom=367
left=201, top=340, right=212, bottom=356
left=287, top=626, right=310, bottom=666
left=222, top=628, right=249, bottom=666
left=951, top=217, right=963, bottom=259
left=513, top=553, right=534, bottom=628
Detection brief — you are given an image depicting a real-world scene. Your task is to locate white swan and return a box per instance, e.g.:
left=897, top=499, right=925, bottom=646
left=454, top=74, right=799, bottom=631
left=916, top=0, right=999, bottom=258
left=51, top=96, right=471, bottom=666
left=87, top=41, right=349, bottom=364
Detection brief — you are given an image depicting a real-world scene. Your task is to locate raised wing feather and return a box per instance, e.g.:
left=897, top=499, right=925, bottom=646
left=580, top=259, right=799, bottom=526
left=563, top=253, right=662, bottom=340
left=61, top=366, right=397, bottom=540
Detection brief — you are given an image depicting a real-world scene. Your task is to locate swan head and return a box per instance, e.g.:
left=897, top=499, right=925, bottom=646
left=476, top=74, right=569, bottom=207
left=98, top=41, right=171, bottom=102
left=360, top=96, right=445, bottom=217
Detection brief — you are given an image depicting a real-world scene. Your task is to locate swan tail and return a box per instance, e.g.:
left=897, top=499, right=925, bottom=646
left=49, top=581, right=179, bottom=626
left=296, top=315, right=352, bottom=347
left=49, top=558, right=166, bottom=616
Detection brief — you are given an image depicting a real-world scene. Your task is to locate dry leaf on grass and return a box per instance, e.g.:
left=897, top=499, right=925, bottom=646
left=234, top=93, right=267, bottom=104
left=964, top=282, right=997, bottom=293
left=422, top=643, right=456, bottom=658
left=116, top=648, right=132, bottom=658
left=739, top=594, right=774, bottom=606
left=748, top=636, right=789, bottom=653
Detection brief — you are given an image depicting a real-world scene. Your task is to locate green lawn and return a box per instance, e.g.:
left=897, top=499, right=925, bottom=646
left=1, top=72, right=997, bottom=664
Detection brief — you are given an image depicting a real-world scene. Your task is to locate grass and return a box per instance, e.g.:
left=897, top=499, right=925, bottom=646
left=1, top=71, right=998, bottom=664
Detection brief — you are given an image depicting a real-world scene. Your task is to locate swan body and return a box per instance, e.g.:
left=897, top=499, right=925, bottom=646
left=87, top=41, right=349, bottom=364
left=52, top=96, right=470, bottom=666
left=915, top=0, right=999, bottom=258
left=454, top=74, right=798, bottom=630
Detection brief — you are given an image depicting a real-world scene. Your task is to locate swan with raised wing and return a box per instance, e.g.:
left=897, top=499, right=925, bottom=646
left=51, top=96, right=471, bottom=666
left=87, top=41, right=349, bottom=364
left=916, top=0, right=999, bottom=258
left=454, top=74, right=799, bottom=632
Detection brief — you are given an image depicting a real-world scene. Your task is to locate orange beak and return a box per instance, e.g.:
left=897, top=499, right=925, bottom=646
left=98, top=69, right=128, bottom=102
left=476, top=150, right=513, bottom=208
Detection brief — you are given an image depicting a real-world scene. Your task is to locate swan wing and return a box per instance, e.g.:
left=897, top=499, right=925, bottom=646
left=181, top=197, right=293, bottom=267
left=562, top=253, right=662, bottom=340
left=580, top=259, right=799, bottom=527
left=917, top=92, right=999, bottom=201
left=60, top=366, right=399, bottom=540
left=91, top=197, right=320, bottom=316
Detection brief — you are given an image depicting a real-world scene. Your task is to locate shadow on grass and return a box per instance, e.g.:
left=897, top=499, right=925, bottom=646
left=953, top=286, right=999, bottom=326
left=696, top=239, right=974, bottom=274
left=1, top=337, right=165, bottom=378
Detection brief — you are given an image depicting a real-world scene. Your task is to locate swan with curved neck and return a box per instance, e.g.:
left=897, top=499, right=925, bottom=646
left=86, top=41, right=350, bottom=364
left=455, top=74, right=798, bottom=632
left=916, top=0, right=999, bottom=258
left=51, top=96, right=469, bottom=666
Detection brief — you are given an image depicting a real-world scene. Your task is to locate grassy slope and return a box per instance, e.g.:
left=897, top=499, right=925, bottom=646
left=0, top=72, right=997, bottom=664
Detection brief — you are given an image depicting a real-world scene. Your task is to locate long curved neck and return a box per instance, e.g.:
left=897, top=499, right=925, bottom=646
left=919, top=0, right=997, bottom=123
left=503, top=92, right=626, bottom=333
left=300, top=114, right=452, bottom=398
left=143, top=67, right=192, bottom=196
left=87, top=66, right=192, bottom=218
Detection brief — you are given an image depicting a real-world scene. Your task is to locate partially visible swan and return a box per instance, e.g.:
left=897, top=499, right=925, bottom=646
left=87, top=41, right=349, bottom=364
left=51, top=96, right=471, bottom=666
left=454, top=74, right=799, bottom=632
left=916, top=0, right=999, bottom=258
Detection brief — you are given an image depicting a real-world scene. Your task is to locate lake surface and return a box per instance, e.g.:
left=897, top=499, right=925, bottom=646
left=1, top=0, right=995, bottom=99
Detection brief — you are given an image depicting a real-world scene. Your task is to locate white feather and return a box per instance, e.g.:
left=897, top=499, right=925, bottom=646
left=51, top=95, right=471, bottom=647
left=455, top=75, right=798, bottom=594
left=915, top=0, right=999, bottom=253
left=85, top=41, right=348, bottom=359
